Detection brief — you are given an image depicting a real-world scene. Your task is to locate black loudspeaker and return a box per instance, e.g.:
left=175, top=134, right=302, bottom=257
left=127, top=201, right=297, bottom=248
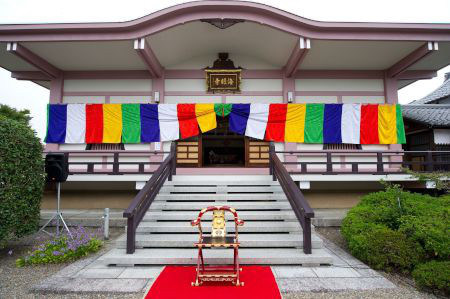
left=45, top=153, right=69, bottom=183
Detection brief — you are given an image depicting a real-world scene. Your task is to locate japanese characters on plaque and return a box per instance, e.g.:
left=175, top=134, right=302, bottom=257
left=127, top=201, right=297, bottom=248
left=205, top=70, right=241, bottom=93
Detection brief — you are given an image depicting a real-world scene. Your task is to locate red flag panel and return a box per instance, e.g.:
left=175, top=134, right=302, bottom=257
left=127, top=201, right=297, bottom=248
left=265, top=104, right=288, bottom=142
left=177, top=104, right=199, bottom=139
left=360, top=104, right=379, bottom=144
left=85, top=104, right=103, bottom=143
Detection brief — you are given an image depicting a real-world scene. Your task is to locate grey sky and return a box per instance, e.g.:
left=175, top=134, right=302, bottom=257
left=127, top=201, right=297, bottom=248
left=0, top=0, right=449, bottom=140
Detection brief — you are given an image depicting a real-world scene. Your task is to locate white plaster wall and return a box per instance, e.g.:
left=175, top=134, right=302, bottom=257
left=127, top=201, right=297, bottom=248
left=295, top=79, right=384, bottom=92
left=62, top=96, right=105, bottom=104
left=241, top=79, right=282, bottom=91
left=225, top=96, right=283, bottom=103
left=165, top=79, right=204, bottom=92
left=165, top=96, right=222, bottom=103
left=110, top=96, right=152, bottom=103
left=64, top=79, right=152, bottom=92
left=342, top=96, right=385, bottom=104
left=295, top=96, right=338, bottom=103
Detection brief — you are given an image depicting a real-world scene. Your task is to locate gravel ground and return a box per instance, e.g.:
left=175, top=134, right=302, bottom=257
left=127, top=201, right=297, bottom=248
left=0, top=226, right=441, bottom=298
left=0, top=227, right=144, bottom=299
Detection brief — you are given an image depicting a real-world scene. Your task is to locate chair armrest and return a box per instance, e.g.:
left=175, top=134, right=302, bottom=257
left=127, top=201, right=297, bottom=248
left=191, top=219, right=200, bottom=226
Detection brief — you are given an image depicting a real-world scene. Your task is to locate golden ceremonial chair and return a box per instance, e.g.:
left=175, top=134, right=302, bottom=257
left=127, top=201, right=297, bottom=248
left=191, top=206, right=245, bottom=286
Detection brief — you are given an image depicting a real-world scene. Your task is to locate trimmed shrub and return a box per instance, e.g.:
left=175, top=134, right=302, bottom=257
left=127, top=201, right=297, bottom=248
left=342, top=184, right=449, bottom=292
left=412, top=261, right=450, bottom=294
left=0, top=117, right=45, bottom=245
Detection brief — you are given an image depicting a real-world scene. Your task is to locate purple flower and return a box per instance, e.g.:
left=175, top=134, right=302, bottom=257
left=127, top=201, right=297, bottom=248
left=52, top=251, right=61, bottom=256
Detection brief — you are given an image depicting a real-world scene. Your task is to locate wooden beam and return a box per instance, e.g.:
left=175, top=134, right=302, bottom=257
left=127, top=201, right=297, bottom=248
left=284, top=37, right=310, bottom=78
left=397, top=70, right=437, bottom=80
left=6, top=42, right=61, bottom=78
left=386, top=42, right=438, bottom=78
left=11, top=71, right=50, bottom=81
left=134, top=38, right=163, bottom=78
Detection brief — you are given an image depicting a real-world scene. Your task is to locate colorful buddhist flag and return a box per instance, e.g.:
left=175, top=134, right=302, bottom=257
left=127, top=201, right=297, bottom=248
left=102, top=104, right=122, bottom=143
left=214, top=103, right=232, bottom=117
left=121, top=104, right=141, bottom=143
left=85, top=104, right=103, bottom=144
left=265, top=104, right=288, bottom=142
left=140, top=104, right=159, bottom=142
left=65, top=104, right=85, bottom=143
left=245, top=103, right=269, bottom=140
left=177, top=104, right=199, bottom=139
left=304, top=104, right=324, bottom=143
left=378, top=104, right=397, bottom=144
left=45, top=104, right=67, bottom=143
left=396, top=104, right=406, bottom=144
left=323, top=104, right=342, bottom=144
left=229, top=104, right=250, bottom=135
left=360, top=104, right=379, bottom=144
left=195, top=104, right=217, bottom=133
left=341, top=104, right=361, bottom=144
left=284, top=104, right=306, bottom=143
left=158, top=104, right=179, bottom=141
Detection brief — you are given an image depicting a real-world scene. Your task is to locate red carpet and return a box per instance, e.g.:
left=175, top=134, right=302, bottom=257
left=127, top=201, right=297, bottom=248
left=145, top=266, right=281, bottom=299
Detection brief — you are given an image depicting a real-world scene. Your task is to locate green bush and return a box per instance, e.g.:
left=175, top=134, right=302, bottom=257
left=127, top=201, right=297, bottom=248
left=412, top=261, right=450, bottom=294
left=16, top=226, right=103, bottom=267
left=345, top=224, right=423, bottom=273
left=342, top=184, right=449, bottom=291
left=0, top=117, right=45, bottom=245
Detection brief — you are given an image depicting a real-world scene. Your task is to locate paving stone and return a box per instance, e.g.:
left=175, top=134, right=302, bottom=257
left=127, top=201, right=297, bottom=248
left=53, top=256, right=99, bottom=277
left=32, top=277, right=149, bottom=293
left=354, top=267, right=382, bottom=278
left=118, top=267, right=164, bottom=279
left=312, top=267, right=361, bottom=278
left=272, top=266, right=317, bottom=278
left=277, top=277, right=396, bottom=292
left=75, top=268, right=125, bottom=279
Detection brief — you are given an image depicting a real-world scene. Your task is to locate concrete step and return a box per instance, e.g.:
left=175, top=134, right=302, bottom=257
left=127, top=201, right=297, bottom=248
left=101, top=248, right=333, bottom=266
left=155, top=193, right=287, bottom=201
left=149, top=201, right=291, bottom=210
left=144, top=210, right=297, bottom=221
left=159, top=186, right=283, bottom=193
left=116, top=233, right=323, bottom=249
left=135, top=221, right=302, bottom=233
left=166, top=175, right=278, bottom=185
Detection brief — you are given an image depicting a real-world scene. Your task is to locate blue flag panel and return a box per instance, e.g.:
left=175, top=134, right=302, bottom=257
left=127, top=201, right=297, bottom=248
left=229, top=104, right=250, bottom=135
left=323, top=104, right=342, bottom=144
left=140, top=104, right=160, bottom=142
left=45, top=104, right=67, bottom=143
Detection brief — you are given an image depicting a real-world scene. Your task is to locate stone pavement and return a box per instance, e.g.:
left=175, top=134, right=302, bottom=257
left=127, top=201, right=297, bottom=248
left=30, top=238, right=394, bottom=295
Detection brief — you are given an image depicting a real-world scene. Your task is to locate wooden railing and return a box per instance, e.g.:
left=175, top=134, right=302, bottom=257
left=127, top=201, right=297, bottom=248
left=269, top=143, right=314, bottom=254
left=43, top=150, right=169, bottom=175
left=123, top=143, right=176, bottom=254
left=275, top=150, right=450, bottom=174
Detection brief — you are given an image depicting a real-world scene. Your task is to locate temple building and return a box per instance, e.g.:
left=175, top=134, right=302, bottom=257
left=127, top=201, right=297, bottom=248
left=0, top=1, right=449, bottom=264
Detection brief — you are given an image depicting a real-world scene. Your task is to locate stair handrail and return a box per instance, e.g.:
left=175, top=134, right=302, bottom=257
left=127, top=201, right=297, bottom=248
left=269, top=143, right=314, bottom=254
left=123, top=142, right=176, bottom=254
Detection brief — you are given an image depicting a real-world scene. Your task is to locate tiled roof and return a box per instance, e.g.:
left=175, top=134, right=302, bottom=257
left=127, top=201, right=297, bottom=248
left=402, top=104, right=450, bottom=127
left=412, top=75, right=450, bottom=104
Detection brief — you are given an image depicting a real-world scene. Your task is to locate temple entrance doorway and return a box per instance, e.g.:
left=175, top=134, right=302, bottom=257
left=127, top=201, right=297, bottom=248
left=202, top=116, right=245, bottom=167
left=175, top=117, right=270, bottom=168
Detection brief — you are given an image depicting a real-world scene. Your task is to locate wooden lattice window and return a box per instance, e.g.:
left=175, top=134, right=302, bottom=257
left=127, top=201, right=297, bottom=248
left=86, top=143, right=125, bottom=150
left=246, top=139, right=270, bottom=167
left=176, top=137, right=201, bottom=167
left=323, top=144, right=361, bottom=150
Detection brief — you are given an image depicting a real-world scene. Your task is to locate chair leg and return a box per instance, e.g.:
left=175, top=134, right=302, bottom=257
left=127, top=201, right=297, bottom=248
left=235, top=246, right=243, bottom=286
left=199, top=248, right=205, bottom=272
left=192, top=247, right=202, bottom=286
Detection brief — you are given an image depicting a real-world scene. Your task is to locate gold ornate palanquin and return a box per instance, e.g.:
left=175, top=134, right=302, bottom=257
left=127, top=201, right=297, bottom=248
left=191, top=206, right=245, bottom=286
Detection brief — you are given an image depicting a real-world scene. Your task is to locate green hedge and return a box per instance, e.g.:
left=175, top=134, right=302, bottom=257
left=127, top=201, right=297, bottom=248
left=342, top=184, right=449, bottom=292
left=0, top=117, right=45, bottom=245
left=412, top=261, right=450, bottom=294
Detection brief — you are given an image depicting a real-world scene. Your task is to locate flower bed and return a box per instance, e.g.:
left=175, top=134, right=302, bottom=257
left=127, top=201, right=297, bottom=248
left=16, top=226, right=102, bottom=267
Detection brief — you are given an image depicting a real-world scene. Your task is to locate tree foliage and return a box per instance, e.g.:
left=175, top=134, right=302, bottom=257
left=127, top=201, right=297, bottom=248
left=0, top=114, right=45, bottom=245
left=0, top=104, right=32, bottom=125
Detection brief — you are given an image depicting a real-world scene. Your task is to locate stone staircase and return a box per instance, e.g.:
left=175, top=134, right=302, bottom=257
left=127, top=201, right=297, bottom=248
left=101, top=175, right=333, bottom=266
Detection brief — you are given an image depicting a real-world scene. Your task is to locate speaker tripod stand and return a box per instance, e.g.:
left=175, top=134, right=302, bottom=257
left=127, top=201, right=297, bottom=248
left=39, top=182, right=72, bottom=238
